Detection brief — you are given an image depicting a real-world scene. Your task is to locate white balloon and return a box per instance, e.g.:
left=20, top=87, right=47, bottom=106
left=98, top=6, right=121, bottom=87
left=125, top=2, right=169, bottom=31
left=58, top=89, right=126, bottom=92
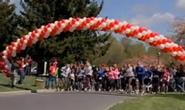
left=125, top=29, right=131, bottom=34
left=172, top=52, right=177, bottom=56
left=2, top=55, right=7, bottom=60
left=2, top=51, right=7, bottom=56
left=32, top=37, right=38, bottom=44
left=21, top=43, right=26, bottom=50
left=12, top=51, right=16, bottom=57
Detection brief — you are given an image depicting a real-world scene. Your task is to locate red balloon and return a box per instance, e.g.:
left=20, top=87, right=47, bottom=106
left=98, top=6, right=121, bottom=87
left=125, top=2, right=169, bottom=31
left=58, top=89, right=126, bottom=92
left=51, top=26, right=59, bottom=36
left=127, top=29, right=139, bottom=37
left=51, top=22, right=61, bottom=36
left=27, top=37, right=33, bottom=47
left=63, top=22, right=72, bottom=32
left=16, top=41, right=23, bottom=53
left=90, top=21, right=99, bottom=30
left=39, top=26, right=48, bottom=40
left=0, top=60, right=5, bottom=69
left=115, top=24, right=126, bottom=33
left=77, top=20, right=87, bottom=30
left=139, top=27, right=147, bottom=33
left=175, top=55, right=185, bottom=61
left=6, top=51, right=12, bottom=58
left=126, top=24, right=132, bottom=29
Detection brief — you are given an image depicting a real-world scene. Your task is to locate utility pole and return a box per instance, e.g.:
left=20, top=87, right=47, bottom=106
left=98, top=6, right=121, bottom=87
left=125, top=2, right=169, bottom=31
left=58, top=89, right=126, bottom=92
left=157, top=52, right=161, bottom=65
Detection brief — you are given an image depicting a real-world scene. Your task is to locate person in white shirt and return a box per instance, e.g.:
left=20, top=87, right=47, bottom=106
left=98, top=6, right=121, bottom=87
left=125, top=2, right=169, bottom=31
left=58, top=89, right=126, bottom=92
left=60, top=64, right=71, bottom=91
left=124, top=64, right=135, bottom=93
left=84, top=62, right=93, bottom=91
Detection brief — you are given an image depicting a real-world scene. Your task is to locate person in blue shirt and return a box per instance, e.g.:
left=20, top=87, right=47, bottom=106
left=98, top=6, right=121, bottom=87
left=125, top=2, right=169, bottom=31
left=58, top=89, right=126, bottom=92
left=135, top=63, right=146, bottom=92
left=145, top=67, right=153, bottom=79
left=144, top=66, right=153, bottom=92
left=98, top=67, right=106, bottom=80
left=97, top=66, right=106, bottom=91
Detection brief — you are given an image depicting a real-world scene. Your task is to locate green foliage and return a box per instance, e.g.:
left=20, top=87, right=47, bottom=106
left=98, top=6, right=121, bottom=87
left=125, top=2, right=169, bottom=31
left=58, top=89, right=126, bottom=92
left=94, top=36, right=174, bottom=65
left=94, top=37, right=149, bottom=65
left=172, top=19, right=185, bottom=46
left=0, top=73, right=43, bottom=92
left=121, top=38, right=146, bottom=58
left=18, top=0, right=110, bottom=64
left=0, top=1, right=18, bottom=51
left=110, top=95, right=185, bottom=110
left=147, top=47, right=172, bottom=64
left=93, top=37, right=125, bottom=65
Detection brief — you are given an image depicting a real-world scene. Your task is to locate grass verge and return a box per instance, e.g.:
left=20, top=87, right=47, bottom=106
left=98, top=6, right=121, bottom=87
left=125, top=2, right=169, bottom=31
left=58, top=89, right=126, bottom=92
left=109, top=94, right=185, bottom=110
left=0, top=74, right=44, bottom=92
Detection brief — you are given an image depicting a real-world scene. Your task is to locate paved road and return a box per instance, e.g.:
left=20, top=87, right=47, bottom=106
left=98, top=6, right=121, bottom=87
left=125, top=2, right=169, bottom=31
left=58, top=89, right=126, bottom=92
left=0, top=92, right=131, bottom=110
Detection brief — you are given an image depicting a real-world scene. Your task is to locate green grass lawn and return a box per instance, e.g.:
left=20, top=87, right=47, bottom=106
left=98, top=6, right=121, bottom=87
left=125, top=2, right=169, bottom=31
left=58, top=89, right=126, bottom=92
left=110, top=94, right=185, bottom=110
left=0, top=73, right=44, bottom=92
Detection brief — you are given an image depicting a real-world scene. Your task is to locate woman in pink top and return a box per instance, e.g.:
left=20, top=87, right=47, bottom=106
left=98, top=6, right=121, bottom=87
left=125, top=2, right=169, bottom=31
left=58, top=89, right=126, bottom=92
left=112, top=65, right=120, bottom=90
left=108, top=66, right=114, bottom=80
left=108, top=66, right=115, bottom=91
left=161, top=67, right=171, bottom=93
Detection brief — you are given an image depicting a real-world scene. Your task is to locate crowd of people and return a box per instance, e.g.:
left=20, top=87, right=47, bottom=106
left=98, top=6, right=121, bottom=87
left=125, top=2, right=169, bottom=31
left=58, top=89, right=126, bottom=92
left=45, top=58, right=185, bottom=94
left=8, top=56, right=185, bottom=95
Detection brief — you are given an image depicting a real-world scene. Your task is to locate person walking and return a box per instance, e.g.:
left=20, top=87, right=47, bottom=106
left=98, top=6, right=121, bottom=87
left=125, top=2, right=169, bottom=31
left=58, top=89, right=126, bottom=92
left=47, top=61, right=58, bottom=89
left=135, top=63, right=146, bottom=94
left=25, top=56, right=32, bottom=75
left=97, top=65, right=106, bottom=91
left=61, top=64, right=71, bottom=91
left=124, top=64, right=135, bottom=94
left=175, top=64, right=185, bottom=92
left=112, top=64, right=120, bottom=91
left=161, top=67, right=171, bottom=93
left=151, top=65, right=162, bottom=94
left=107, top=66, right=115, bottom=91
left=84, top=62, right=93, bottom=91
left=17, top=57, right=26, bottom=84
left=10, top=59, right=19, bottom=87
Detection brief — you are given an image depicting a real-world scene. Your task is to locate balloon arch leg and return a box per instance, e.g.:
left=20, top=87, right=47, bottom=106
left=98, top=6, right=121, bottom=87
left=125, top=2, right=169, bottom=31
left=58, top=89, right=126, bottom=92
left=0, top=17, right=185, bottom=76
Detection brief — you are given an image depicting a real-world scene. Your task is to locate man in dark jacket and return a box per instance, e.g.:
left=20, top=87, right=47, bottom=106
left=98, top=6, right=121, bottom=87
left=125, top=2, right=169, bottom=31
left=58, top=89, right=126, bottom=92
left=135, top=63, right=145, bottom=92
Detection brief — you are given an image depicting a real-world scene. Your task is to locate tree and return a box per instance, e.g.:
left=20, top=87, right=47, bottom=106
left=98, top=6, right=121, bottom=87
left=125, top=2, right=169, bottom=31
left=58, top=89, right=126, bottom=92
left=19, top=0, right=110, bottom=64
left=93, top=37, right=125, bottom=65
left=172, top=19, right=185, bottom=46
left=121, top=38, right=146, bottom=58
left=0, top=0, right=18, bottom=51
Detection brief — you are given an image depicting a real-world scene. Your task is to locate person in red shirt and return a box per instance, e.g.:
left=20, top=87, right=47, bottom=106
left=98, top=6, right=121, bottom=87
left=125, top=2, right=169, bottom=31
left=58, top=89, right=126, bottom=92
left=17, top=57, right=26, bottom=84
left=25, top=56, right=32, bottom=75
left=46, top=59, right=58, bottom=89
left=161, top=67, right=171, bottom=93
left=49, top=63, right=57, bottom=77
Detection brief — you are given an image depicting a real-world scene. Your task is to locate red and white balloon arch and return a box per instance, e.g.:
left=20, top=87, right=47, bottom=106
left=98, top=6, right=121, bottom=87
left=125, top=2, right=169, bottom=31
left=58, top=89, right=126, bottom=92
left=0, top=17, right=185, bottom=76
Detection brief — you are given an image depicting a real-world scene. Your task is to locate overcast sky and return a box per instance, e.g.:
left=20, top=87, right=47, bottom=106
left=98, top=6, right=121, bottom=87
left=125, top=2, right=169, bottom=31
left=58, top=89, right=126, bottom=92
left=11, top=0, right=185, bottom=35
